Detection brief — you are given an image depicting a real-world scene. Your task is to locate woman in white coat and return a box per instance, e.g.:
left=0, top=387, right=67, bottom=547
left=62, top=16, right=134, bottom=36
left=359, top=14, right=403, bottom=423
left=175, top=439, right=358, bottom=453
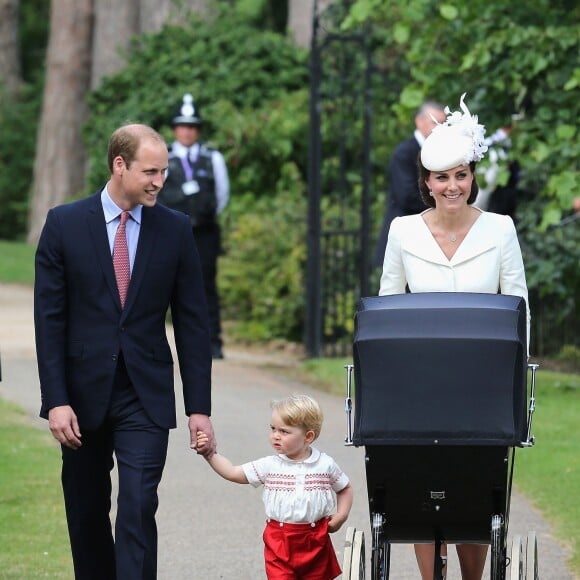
left=379, top=94, right=530, bottom=580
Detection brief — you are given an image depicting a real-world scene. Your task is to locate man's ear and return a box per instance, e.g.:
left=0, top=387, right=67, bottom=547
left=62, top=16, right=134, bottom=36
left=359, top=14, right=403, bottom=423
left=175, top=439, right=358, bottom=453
left=113, top=155, right=126, bottom=175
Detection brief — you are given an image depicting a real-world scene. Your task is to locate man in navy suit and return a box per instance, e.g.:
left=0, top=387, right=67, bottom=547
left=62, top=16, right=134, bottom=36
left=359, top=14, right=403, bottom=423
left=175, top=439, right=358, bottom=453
left=374, top=100, right=446, bottom=267
left=34, top=123, right=215, bottom=579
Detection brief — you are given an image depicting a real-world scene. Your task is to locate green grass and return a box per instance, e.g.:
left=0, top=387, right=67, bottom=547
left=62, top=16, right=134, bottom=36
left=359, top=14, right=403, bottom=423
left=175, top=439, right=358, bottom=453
left=0, top=398, right=73, bottom=578
left=0, top=240, right=35, bottom=286
left=299, top=359, right=580, bottom=574
left=514, top=371, right=580, bottom=572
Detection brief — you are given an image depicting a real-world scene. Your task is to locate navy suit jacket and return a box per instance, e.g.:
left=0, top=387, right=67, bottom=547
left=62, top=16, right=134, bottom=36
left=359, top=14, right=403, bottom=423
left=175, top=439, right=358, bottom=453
left=374, top=136, right=427, bottom=267
left=34, top=190, right=212, bottom=430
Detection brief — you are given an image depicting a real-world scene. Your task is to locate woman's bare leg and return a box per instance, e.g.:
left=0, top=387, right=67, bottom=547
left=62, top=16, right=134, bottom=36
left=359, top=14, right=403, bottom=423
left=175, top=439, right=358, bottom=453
left=456, top=544, right=488, bottom=580
left=414, top=543, right=448, bottom=579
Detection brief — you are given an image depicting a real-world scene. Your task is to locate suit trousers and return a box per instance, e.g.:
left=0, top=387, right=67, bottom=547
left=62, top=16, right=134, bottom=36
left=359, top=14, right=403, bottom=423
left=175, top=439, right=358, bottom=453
left=61, top=355, right=169, bottom=580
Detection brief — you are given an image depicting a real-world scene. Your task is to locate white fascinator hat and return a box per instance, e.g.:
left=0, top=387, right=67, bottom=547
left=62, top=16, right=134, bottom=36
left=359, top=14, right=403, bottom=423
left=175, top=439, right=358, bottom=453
left=421, top=93, right=488, bottom=172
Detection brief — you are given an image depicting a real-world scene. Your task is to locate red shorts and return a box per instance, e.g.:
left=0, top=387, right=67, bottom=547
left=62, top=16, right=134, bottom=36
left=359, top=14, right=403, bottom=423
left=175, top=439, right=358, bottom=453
left=263, top=518, right=341, bottom=580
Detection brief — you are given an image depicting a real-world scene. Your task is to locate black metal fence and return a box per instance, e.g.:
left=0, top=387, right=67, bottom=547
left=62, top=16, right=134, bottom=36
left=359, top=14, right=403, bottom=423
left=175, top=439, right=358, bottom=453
left=529, top=293, right=579, bottom=357
left=305, top=0, right=373, bottom=357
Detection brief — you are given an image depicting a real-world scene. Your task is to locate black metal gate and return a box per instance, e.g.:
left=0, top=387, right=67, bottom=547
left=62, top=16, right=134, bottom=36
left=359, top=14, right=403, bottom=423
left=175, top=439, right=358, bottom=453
left=305, top=0, right=374, bottom=357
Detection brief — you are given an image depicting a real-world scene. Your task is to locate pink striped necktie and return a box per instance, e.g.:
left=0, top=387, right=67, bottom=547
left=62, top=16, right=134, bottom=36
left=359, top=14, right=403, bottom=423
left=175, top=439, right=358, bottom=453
left=113, top=211, right=131, bottom=308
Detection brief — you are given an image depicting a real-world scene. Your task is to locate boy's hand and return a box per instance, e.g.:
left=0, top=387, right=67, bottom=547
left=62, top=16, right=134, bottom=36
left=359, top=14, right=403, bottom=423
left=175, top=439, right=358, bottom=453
left=196, top=430, right=210, bottom=454
left=189, top=414, right=215, bottom=457
left=327, top=514, right=346, bottom=533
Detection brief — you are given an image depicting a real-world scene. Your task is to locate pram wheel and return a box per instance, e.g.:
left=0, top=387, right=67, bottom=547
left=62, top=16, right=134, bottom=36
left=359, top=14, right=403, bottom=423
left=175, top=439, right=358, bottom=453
left=352, top=530, right=366, bottom=578
left=343, top=527, right=355, bottom=578
left=525, top=532, right=538, bottom=579
left=342, top=527, right=366, bottom=579
left=510, top=535, right=523, bottom=580
left=371, top=513, right=390, bottom=579
left=371, top=539, right=389, bottom=579
left=490, top=514, right=506, bottom=580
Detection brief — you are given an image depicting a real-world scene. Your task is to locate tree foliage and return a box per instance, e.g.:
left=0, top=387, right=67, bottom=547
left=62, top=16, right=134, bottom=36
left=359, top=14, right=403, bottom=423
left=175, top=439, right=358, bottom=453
left=84, top=10, right=308, bottom=191
left=0, top=82, right=41, bottom=239
left=2, top=0, right=577, bottom=352
left=85, top=8, right=310, bottom=340
left=345, top=0, right=579, bottom=223
left=344, top=0, right=579, bottom=350
left=0, top=0, right=47, bottom=239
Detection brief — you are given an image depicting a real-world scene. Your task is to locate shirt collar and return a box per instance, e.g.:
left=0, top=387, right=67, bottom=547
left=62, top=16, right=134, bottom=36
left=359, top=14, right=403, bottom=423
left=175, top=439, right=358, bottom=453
left=101, top=185, right=142, bottom=225
left=414, top=129, right=427, bottom=147
left=278, top=447, right=320, bottom=464
left=172, top=140, right=200, bottom=160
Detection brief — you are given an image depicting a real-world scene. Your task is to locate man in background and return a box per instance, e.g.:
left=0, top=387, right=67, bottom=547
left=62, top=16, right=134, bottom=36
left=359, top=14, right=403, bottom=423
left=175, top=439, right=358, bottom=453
left=374, top=100, right=446, bottom=267
left=158, top=94, right=230, bottom=359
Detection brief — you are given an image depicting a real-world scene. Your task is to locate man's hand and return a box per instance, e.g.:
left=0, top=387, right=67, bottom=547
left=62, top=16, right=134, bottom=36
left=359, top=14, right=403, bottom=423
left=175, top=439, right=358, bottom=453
left=189, top=414, right=216, bottom=458
left=48, top=405, right=82, bottom=449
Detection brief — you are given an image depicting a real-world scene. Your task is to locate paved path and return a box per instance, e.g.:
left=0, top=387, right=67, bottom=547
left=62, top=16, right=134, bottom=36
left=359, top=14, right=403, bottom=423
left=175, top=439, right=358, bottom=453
left=0, top=284, right=575, bottom=579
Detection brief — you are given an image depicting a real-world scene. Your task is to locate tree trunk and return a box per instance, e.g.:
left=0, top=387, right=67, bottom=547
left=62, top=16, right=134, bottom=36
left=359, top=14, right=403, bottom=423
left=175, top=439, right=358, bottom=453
left=140, top=0, right=210, bottom=33
left=91, top=0, right=210, bottom=87
left=139, top=0, right=171, bottom=33
left=27, top=0, right=93, bottom=244
left=0, top=0, right=21, bottom=94
left=288, top=0, right=333, bottom=47
left=90, top=0, right=139, bottom=89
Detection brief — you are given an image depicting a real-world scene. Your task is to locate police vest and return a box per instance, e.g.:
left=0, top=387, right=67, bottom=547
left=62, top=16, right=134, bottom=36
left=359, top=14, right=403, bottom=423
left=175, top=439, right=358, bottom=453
left=159, top=143, right=217, bottom=227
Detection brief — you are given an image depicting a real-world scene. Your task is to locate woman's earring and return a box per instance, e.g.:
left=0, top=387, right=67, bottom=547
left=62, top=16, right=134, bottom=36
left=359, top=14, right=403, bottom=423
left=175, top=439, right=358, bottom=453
left=429, top=190, right=434, bottom=197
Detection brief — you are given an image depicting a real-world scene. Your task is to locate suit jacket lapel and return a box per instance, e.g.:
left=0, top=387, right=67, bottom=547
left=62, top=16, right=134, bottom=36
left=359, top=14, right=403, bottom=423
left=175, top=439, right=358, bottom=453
left=86, top=191, right=122, bottom=310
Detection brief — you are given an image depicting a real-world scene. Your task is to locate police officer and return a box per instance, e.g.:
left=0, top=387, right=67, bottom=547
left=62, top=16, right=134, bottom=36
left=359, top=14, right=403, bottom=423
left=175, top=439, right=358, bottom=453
left=159, top=94, right=230, bottom=359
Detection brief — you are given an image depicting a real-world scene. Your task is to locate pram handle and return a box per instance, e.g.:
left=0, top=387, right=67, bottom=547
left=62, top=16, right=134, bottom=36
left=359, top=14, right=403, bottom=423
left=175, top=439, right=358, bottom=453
left=344, top=364, right=354, bottom=446
left=521, top=363, right=539, bottom=447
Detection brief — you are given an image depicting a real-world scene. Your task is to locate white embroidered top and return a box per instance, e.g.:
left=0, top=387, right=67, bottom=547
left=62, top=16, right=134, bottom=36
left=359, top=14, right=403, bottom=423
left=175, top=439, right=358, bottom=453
left=242, top=447, right=349, bottom=524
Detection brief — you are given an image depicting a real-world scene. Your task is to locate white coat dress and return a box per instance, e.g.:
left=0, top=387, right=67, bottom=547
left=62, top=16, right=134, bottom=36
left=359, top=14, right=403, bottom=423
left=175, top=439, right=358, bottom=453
left=379, top=209, right=530, bottom=349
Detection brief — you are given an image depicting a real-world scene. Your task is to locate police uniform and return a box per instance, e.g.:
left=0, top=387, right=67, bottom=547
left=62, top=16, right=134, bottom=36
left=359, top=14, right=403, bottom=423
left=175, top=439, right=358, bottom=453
left=158, top=94, right=230, bottom=358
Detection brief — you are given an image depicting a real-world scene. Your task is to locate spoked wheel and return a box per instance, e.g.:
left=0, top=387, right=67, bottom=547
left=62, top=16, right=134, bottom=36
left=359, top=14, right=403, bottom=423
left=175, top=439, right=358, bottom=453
left=490, top=514, right=507, bottom=580
left=343, top=527, right=356, bottom=580
left=371, top=513, right=390, bottom=579
left=509, top=535, right=524, bottom=580
left=525, top=532, right=538, bottom=579
left=371, top=540, right=390, bottom=580
left=351, top=530, right=366, bottom=579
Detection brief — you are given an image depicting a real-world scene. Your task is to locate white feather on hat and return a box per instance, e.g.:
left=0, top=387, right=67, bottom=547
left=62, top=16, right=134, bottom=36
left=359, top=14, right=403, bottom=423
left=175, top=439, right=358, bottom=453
left=421, top=93, right=488, bottom=172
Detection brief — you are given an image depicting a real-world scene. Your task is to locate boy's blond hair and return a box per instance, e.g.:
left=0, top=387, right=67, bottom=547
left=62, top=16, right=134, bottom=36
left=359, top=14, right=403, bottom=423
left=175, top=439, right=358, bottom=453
left=271, top=394, right=323, bottom=440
